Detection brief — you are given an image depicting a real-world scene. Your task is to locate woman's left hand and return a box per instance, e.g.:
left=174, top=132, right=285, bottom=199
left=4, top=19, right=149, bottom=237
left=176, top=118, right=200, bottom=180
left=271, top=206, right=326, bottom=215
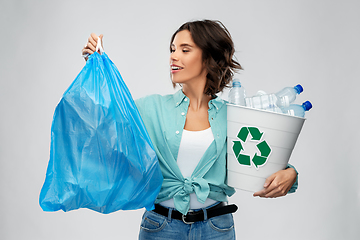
left=253, top=168, right=297, bottom=198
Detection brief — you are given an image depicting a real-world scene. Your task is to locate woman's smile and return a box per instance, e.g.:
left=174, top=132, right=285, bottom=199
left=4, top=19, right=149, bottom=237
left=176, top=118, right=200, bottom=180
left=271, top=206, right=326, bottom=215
left=170, top=64, right=184, bottom=73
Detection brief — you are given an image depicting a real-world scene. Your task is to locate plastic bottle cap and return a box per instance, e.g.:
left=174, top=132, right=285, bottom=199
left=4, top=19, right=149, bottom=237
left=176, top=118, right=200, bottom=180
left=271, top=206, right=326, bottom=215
left=294, top=84, right=303, bottom=94
left=302, top=101, right=312, bottom=111
left=232, top=79, right=241, bottom=87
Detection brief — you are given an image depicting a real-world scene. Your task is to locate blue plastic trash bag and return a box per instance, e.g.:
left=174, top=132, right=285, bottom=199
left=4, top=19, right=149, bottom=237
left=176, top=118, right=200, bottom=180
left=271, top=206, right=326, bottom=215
left=39, top=51, right=163, bottom=214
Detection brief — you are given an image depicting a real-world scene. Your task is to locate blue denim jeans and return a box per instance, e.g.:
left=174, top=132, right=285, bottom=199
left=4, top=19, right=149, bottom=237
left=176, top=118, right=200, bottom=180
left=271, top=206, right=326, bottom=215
left=138, top=203, right=236, bottom=240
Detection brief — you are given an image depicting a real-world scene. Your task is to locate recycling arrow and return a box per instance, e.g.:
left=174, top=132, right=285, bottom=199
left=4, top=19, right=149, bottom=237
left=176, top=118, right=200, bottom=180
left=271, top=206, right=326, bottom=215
left=257, top=140, right=271, bottom=157
left=233, top=141, right=243, bottom=157
left=232, top=126, right=272, bottom=169
left=248, top=127, right=263, bottom=140
left=237, top=127, right=249, bottom=142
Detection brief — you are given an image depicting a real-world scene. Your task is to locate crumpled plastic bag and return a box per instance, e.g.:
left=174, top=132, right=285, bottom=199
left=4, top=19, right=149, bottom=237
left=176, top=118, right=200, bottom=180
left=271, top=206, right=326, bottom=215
left=39, top=51, right=163, bottom=214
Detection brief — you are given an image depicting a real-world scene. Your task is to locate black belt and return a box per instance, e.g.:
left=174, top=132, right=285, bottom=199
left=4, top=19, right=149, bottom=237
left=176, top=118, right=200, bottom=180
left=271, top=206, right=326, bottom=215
left=153, top=202, right=238, bottom=224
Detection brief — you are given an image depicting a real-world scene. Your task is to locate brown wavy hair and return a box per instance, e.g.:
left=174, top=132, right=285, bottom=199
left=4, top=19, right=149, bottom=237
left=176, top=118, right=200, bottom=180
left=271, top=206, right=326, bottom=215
left=170, top=20, right=242, bottom=96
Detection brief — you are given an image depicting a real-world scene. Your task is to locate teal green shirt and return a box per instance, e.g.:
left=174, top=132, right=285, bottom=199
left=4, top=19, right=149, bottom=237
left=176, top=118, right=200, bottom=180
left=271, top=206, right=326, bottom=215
left=136, top=90, right=298, bottom=215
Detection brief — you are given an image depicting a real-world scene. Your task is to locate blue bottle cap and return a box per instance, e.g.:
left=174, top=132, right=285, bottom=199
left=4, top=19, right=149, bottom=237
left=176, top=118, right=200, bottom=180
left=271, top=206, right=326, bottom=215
left=294, top=84, right=303, bottom=94
left=302, top=101, right=312, bottom=111
left=232, top=79, right=241, bottom=87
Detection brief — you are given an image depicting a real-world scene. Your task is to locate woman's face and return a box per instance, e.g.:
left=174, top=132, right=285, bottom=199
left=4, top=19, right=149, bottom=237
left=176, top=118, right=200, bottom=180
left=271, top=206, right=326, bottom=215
left=170, top=30, right=207, bottom=86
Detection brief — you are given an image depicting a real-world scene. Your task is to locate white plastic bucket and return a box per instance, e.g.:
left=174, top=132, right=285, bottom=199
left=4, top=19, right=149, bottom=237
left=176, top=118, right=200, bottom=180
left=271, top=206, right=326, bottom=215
left=227, top=104, right=305, bottom=192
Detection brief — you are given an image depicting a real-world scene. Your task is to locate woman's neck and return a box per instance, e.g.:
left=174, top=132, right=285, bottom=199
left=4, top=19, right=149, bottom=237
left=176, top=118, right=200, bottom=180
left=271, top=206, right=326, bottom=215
left=182, top=84, right=212, bottom=111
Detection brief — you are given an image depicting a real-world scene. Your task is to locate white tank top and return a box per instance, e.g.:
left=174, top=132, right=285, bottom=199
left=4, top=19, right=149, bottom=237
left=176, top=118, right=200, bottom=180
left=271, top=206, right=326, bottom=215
left=160, top=127, right=218, bottom=209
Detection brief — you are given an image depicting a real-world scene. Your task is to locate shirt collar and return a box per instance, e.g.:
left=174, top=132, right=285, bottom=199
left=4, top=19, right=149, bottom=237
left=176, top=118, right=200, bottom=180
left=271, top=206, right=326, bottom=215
left=208, top=96, right=225, bottom=112
left=174, top=89, right=188, bottom=107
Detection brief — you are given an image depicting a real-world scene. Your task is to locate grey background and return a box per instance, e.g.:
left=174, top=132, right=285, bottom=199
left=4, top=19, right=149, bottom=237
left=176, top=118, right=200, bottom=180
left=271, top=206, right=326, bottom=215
left=1, top=0, right=359, bottom=239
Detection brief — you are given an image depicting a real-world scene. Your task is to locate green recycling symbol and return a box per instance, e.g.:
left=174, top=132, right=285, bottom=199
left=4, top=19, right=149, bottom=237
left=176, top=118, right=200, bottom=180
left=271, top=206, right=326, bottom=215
left=232, top=126, right=271, bottom=169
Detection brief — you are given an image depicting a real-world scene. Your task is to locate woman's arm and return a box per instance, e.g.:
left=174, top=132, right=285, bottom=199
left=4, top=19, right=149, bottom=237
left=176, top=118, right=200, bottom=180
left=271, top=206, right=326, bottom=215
left=82, top=33, right=103, bottom=61
left=253, top=166, right=298, bottom=198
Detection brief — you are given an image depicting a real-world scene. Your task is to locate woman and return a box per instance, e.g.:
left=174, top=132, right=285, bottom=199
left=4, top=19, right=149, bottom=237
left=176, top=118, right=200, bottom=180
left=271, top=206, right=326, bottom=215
left=82, top=20, right=298, bottom=240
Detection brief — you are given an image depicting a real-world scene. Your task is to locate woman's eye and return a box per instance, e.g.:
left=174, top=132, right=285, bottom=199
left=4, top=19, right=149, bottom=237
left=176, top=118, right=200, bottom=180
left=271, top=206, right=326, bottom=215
left=182, top=49, right=189, bottom=53
left=170, top=49, right=175, bottom=53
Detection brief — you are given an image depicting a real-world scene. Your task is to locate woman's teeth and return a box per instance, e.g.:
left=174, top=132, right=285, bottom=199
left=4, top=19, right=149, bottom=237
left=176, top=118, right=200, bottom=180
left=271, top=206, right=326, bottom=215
left=172, top=66, right=182, bottom=70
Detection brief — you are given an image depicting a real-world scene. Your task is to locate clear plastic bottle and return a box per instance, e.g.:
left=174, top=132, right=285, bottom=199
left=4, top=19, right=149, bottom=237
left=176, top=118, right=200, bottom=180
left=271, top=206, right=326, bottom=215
left=245, top=93, right=282, bottom=113
left=276, top=84, right=304, bottom=107
left=245, top=84, right=303, bottom=111
left=228, top=79, right=246, bottom=106
left=281, top=101, right=312, bottom=117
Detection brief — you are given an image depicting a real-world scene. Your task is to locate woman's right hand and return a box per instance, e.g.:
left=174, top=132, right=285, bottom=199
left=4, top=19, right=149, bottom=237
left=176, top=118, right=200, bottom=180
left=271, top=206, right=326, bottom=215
left=82, top=33, right=103, bottom=61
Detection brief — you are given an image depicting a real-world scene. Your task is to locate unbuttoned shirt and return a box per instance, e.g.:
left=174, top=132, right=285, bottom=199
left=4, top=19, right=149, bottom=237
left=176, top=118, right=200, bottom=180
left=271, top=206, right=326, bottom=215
left=135, top=90, right=298, bottom=215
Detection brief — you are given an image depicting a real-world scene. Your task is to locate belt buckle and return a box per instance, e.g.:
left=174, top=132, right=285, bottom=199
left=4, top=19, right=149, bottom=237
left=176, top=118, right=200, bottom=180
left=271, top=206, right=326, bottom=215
left=182, top=214, right=195, bottom=224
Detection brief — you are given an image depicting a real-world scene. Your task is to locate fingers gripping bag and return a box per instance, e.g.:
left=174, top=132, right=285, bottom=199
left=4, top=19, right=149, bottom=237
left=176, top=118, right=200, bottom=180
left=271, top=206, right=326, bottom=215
left=39, top=40, right=163, bottom=214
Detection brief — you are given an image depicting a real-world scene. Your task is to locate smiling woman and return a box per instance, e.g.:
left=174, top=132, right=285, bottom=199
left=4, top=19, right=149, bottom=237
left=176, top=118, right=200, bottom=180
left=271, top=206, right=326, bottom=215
left=81, top=19, right=299, bottom=240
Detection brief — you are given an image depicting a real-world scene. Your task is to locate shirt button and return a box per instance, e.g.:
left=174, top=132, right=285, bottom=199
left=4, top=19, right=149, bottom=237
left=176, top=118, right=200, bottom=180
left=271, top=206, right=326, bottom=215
left=181, top=112, right=185, bottom=116
left=176, top=131, right=180, bottom=134
left=184, top=98, right=188, bottom=102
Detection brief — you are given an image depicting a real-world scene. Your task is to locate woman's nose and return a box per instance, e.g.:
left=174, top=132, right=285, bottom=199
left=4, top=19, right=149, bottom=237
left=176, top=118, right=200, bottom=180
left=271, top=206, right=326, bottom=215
left=170, top=51, right=179, bottom=62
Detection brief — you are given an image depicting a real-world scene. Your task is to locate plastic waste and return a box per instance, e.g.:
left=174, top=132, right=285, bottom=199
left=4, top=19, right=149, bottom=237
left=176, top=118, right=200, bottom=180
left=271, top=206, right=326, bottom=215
left=245, top=84, right=303, bottom=111
left=245, top=94, right=282, bottom=113
left=39, top=38, right=163, bottom=214
left=281, top=101, right=313, bottom=117
left=228, top=78, right=246, bottom=106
